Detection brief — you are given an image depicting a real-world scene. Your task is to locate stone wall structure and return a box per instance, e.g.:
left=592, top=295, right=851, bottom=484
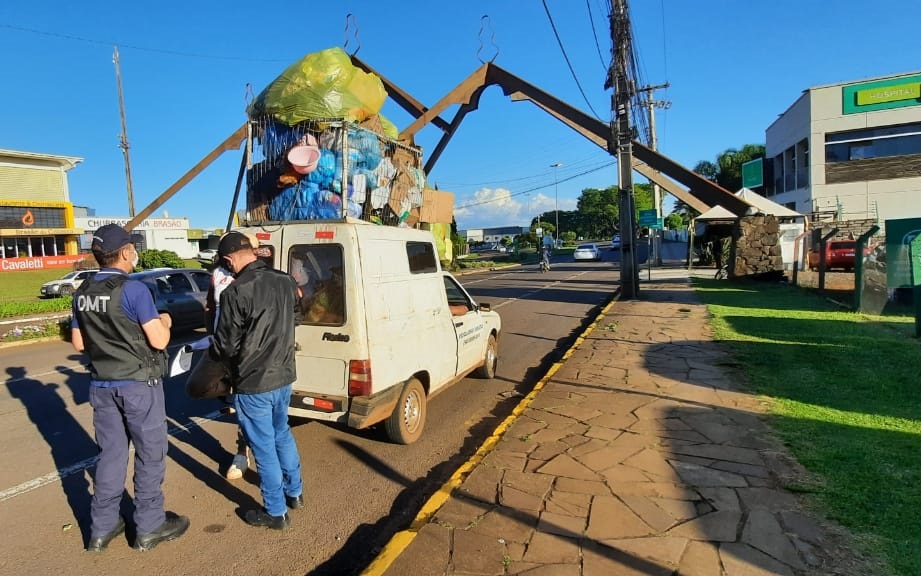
left=810, top=219, right=878, bottom=244
left=729, top=215, right=784, bottom=278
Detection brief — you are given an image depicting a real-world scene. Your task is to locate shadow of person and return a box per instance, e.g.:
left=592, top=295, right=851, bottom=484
left=165, top=415, right=261, bottom=514
left=4, top=365, right=108, bottom=545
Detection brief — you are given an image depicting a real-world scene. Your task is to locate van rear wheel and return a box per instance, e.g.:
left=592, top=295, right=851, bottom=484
left=476, top=334, right=498, bottom=379
left=385, top=378, right=426, bottom=444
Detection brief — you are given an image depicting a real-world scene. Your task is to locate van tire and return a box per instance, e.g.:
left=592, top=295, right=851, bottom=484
left=385, top=378, right=426, bottom=444
left=476, top=334, right=498, bottom=379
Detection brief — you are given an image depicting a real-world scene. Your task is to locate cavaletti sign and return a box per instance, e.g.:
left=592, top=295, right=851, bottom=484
left=75, top=217, right=189, bottom=231
left=1, top=255, right=90, bottom=271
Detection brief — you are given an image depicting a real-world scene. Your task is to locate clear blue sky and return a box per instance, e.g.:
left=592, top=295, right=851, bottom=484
left=2, top=1, right=919, bottom=231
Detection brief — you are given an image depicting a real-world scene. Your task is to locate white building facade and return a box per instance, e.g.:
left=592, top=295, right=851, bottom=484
left=764, top=71, right=921, bottom=223
left=76, top=217, right=198, bottom=259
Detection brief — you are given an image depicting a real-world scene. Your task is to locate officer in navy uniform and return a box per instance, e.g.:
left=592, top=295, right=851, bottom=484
left=71, top=224, right=190, bottom=552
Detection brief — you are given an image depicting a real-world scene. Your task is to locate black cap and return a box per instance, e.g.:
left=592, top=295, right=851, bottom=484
left=91, top=224, right=132, bottom=253
left=218, top=231, right=253, bottom=260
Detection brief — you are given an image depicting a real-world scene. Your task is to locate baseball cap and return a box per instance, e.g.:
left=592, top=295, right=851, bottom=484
left=92, top=224, right=133, bottom=253
left=218, top=231, right=257, bottom=260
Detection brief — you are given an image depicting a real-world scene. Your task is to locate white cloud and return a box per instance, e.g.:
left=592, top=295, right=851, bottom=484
left=453, top=187, right=575, bottom=230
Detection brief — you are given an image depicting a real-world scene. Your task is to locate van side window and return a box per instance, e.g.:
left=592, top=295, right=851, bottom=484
left=443, top=276, right=473, bottom=316
left=289, top=244, right=345, bottom=326
left=406, top=241, right=437, bottom=274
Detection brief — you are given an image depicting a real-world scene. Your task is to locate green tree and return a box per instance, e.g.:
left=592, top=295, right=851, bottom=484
left=664, top=213, right=684, bottom=229
left=137, top=249, right=184, bottom=270
left=576, top=187, right=619, bottom=239
left=693, top=144, right=765, bottom=192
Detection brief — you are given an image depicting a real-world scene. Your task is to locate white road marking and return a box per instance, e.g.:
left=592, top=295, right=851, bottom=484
left=0, top=408, right=226, bottom=502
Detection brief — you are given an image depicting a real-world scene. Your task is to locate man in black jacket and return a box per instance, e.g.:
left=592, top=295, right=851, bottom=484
left=211, top=232, right=303, bottom=529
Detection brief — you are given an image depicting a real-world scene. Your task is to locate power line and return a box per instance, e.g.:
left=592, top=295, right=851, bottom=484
left=0, top=23, right=288, bottom=63
left=456, top=161, right=615, bottom=209
left=586, top=0, right=609, bottom=73
left=437, top=156, right=612, bottom=188
left=540, top=0, right=603, bottom=120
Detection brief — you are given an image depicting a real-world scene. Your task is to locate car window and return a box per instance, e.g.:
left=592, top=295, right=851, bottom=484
left=443, top=276, right=472, bottom=311
left=164, top=273, right=194, bottom=294
left=190, top=271, right=211, bottom=292
left=155, top=277, right=171, bottom=294
left=577, top=244, right=594, bottom=249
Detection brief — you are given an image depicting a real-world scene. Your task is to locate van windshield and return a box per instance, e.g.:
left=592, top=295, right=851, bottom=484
left=289, top=244, right=345, bottom=326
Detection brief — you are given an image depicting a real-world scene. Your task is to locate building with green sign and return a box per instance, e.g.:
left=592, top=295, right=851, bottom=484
left=763, top=70, right=921, bottom=223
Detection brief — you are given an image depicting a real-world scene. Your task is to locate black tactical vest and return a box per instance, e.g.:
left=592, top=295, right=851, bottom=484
left=74, top=274, right=166, bottom=382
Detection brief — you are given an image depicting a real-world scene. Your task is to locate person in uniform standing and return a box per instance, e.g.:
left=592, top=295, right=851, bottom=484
left=72, top=224, right=190, bottom=551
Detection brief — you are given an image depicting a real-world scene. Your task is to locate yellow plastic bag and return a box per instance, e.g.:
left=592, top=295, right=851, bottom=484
left=248, top=47, right=387, bottom=125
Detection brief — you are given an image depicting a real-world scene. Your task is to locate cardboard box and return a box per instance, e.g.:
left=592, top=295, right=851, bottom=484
left=420, top=189, right=454, bottom=224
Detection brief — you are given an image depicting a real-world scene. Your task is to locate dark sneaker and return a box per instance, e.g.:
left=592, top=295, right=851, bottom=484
left=86, top=516, right=126, bottom=552
left=244, top=509, right=289, bottom=530
left=286, top=494, right=304, bottom=510
left=134, top=512, right=190, bottom=551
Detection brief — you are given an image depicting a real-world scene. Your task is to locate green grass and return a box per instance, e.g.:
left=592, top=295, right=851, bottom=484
left=692, top=278, right=920, bottom=575
left=0, top=269, right=71, bottom=302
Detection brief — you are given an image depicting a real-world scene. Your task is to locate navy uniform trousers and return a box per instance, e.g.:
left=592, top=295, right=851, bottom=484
left=89, top=379, right=167, bottom=538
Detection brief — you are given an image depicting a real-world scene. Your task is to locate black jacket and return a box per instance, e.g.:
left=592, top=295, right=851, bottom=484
left=210, top=260, right=297, bottom=395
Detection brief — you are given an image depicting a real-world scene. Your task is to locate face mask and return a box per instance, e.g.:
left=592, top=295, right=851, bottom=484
left=131, top=252, right=139, bottom=269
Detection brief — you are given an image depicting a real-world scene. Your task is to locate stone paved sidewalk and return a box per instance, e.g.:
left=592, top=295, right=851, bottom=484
left=371, top=272, right=862, bottom=576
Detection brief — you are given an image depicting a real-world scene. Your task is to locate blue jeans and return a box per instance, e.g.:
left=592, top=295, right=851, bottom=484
left=234, top=385, right=302, bottom=517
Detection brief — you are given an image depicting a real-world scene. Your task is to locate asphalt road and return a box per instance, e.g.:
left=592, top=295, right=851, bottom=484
left=0, top=253, right=623, bottom=576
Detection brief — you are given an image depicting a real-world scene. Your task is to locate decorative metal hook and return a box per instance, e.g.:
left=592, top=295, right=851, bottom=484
left=243, top=83, right=255, bottom=108
left=476, top=14, right=499, bottom=64
left=344, top=13, right=361, bottom=56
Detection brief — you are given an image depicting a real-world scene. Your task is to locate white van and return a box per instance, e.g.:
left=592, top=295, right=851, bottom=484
left=234, top=220, right=501, bottom=444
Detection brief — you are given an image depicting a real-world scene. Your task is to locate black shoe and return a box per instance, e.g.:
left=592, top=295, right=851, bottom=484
left=244, top=509, right=289, bottom=530
left=86, top=517, right=126, bottom=552
left=134, top=512, right=190, bottom=551
left=286, top=494, right=304, bottom=510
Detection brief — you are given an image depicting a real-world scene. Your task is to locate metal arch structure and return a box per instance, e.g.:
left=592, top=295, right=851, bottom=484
left=350, top=56, right=752, bottom=217
left=125, top=57, right=753, bottom=232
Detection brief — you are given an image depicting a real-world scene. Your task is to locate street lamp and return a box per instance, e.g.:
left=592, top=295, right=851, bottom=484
left=550, top=162, right=563, bottom=245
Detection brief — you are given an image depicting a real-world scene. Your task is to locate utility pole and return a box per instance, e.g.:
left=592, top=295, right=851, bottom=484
left=113, top=45, right=136, bottom=218
left=609, top=0, right=639, bottom=298
left=637, top=82, right=671, bottom=265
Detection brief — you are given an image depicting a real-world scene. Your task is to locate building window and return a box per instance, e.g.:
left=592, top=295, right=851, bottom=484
left=0, top=206, right=66, bottom=228
left=825, top=122, right=921, bottom=163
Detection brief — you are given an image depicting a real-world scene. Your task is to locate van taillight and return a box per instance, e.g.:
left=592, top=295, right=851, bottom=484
left=348, top=360, right=371, bottom=397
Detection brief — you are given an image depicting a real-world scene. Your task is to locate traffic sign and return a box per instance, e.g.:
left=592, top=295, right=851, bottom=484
left=648, top=218, right=664, bottom=230
left=638, top=209, right=658, bottom=226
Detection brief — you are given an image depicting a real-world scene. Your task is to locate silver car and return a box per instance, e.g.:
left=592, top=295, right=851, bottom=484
left=129, top=268, right=212, bottom=331
left=573, top=243, right=602, bottom=261
left=40, top=269, right=99, bottom=297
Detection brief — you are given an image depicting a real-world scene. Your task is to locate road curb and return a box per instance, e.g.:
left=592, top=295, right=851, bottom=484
left=360, top=288, right=622, bottom=576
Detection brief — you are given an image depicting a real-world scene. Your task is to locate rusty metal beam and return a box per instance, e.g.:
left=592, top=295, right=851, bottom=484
left=632, top=162, right=710, bottom=213
left=125, top=123, right=247, bottom=232
left=630, top=141, right=753, bottom=216
left=374, top=61, right=752, bottom=216
left=523, top=97, right=708, bottom=212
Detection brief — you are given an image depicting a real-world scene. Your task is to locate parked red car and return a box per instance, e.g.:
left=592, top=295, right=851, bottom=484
left=807, top=240, right=865, bottom=271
